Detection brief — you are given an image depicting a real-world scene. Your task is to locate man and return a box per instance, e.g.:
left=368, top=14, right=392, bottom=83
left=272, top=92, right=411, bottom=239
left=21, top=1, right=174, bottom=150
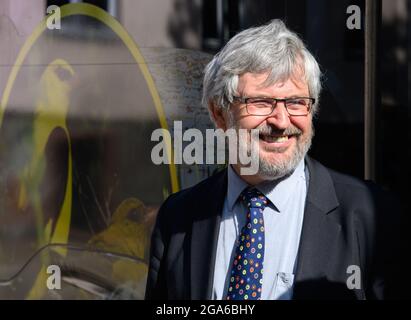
left=145, top=19, right=404, bottom=300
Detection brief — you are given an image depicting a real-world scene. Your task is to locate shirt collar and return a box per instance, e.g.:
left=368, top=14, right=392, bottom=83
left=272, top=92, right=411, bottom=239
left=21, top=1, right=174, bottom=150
left=257, top=159, right=306, bottom=213
left=227, top=165, right=249, bottom=211
left=227, top=159, right=306, bottom=213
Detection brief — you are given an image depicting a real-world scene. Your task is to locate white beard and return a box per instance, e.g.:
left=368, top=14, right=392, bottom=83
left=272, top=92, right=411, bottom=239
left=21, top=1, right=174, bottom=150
left=229, top=116, right=314, bottom=181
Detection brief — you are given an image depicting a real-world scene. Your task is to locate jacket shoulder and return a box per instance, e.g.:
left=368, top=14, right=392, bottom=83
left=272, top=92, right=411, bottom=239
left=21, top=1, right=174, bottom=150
left=308, top=157, right=385, bottom=196
left=327, top=167, right=391, bottom=202
left=165, top=169, right=226, bottom=208
left=306, top=157, right=395, bottom=214
left=155, top=169, right=227, bottom=228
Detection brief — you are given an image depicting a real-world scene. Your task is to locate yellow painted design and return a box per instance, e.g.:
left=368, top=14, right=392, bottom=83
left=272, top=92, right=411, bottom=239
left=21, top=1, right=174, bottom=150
left=25, top=59, right=74, bottom=299
left=26, top=265, right=49, bottom=300
left=87, top=197, right=151, bottom=291
left=20, top=59, right=74, bottom=244
left=0, top=3, right=179, bottom=299
left=112, top=259, right=148, bottom=283
left=88, top=198, right=149, bottom=259
left=0, top=3, right=178, bottom=192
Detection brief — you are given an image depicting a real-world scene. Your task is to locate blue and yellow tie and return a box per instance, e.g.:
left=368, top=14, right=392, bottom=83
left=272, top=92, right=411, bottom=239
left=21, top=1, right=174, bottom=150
left=226, top=188, right=268, bottom=300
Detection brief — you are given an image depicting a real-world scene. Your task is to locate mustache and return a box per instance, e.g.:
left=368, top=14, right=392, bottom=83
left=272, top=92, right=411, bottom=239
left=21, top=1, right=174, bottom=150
left=256, top=125, right=303, bottom=137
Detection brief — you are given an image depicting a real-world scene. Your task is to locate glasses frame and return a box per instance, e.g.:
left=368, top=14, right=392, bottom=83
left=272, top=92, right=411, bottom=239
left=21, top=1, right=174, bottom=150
left=232, top=96, right=315, bottom=116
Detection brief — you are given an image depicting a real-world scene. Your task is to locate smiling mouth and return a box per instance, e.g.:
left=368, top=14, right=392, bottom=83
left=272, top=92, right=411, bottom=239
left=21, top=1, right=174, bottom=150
left=259, top=134, right=296, bottom=143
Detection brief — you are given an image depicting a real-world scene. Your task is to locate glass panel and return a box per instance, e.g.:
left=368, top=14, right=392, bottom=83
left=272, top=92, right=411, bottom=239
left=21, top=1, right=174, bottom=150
left=0, top=244, right=147, bottom=299
left=0, top=1, right=213, bottom=298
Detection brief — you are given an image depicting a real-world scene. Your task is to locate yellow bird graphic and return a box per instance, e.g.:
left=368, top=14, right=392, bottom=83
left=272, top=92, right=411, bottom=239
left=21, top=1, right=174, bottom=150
left=17, top=59, right=75, bottom=298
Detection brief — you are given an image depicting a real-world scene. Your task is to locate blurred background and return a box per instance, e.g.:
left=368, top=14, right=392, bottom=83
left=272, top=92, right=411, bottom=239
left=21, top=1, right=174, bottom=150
left=0, top=0, right=409, bottom=299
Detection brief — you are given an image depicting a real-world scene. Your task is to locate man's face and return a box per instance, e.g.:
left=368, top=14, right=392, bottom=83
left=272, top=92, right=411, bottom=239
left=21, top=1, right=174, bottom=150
left=224, top=72, right=314, bottom=183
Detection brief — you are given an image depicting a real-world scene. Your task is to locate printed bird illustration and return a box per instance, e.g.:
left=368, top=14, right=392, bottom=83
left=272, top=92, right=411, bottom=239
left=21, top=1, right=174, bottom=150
left=17, top=59, right=75, bottom=298
left=87, top=197, right=152, bottom=287
left=88, top=197, right=151, bottom=259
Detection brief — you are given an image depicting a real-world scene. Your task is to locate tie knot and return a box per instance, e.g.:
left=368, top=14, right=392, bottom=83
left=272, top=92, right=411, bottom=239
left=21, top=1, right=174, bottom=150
left=241, top=188, right=268, bottom=209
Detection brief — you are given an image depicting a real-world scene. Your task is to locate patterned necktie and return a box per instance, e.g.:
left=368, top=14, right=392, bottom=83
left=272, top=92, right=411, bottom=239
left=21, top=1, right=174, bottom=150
left=226, top=188, right=268, bottom=300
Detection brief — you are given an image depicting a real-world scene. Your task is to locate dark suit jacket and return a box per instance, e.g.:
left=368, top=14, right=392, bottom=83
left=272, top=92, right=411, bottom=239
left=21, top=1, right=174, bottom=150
left=145, top=156, right=406, bottom=300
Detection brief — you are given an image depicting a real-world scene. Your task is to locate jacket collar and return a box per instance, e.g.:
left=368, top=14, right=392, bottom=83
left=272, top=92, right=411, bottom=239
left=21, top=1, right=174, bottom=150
left=293, top=156, right=342, bottom=296
left=190, top=169, right=227, bottom=299
left=304, top=156, right=340, bottom=215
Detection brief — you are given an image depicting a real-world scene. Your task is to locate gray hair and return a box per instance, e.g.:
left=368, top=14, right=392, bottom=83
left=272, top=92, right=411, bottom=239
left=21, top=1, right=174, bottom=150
left=202, top=19, right=322, bottom=117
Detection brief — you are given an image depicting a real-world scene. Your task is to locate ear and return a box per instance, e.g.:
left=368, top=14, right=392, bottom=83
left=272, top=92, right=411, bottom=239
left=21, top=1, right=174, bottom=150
left=208, top=102, right=229, bottom=131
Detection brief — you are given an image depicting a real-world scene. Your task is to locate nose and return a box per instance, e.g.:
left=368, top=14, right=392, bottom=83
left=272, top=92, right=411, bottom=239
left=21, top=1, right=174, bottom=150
left=265, top=101, right=291, bottom=129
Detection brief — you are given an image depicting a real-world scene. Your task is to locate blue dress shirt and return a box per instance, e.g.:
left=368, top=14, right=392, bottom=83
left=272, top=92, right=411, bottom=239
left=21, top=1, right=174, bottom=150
left=212, top=159, right=307, bottom=300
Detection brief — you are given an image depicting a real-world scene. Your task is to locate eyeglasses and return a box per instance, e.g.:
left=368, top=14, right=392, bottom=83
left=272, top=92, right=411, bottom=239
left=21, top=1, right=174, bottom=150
left=232, top=96, right=315, bottom=116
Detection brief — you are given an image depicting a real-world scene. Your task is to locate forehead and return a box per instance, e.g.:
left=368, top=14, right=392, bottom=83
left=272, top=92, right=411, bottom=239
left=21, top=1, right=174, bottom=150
left=237, top=72, right=309, bottom=96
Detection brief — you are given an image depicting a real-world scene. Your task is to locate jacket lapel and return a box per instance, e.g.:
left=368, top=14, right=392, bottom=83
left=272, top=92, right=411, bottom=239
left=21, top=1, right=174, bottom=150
left=190, top=169, right=227, bottom=299
left=293, top=157, right=341, bottom=297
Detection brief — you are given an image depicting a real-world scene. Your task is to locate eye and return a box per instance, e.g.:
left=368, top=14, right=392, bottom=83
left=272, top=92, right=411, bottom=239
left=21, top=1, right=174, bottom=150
left=247, top=98, right=272, bottom=108
left=287, top=98, right=308, bottom=106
